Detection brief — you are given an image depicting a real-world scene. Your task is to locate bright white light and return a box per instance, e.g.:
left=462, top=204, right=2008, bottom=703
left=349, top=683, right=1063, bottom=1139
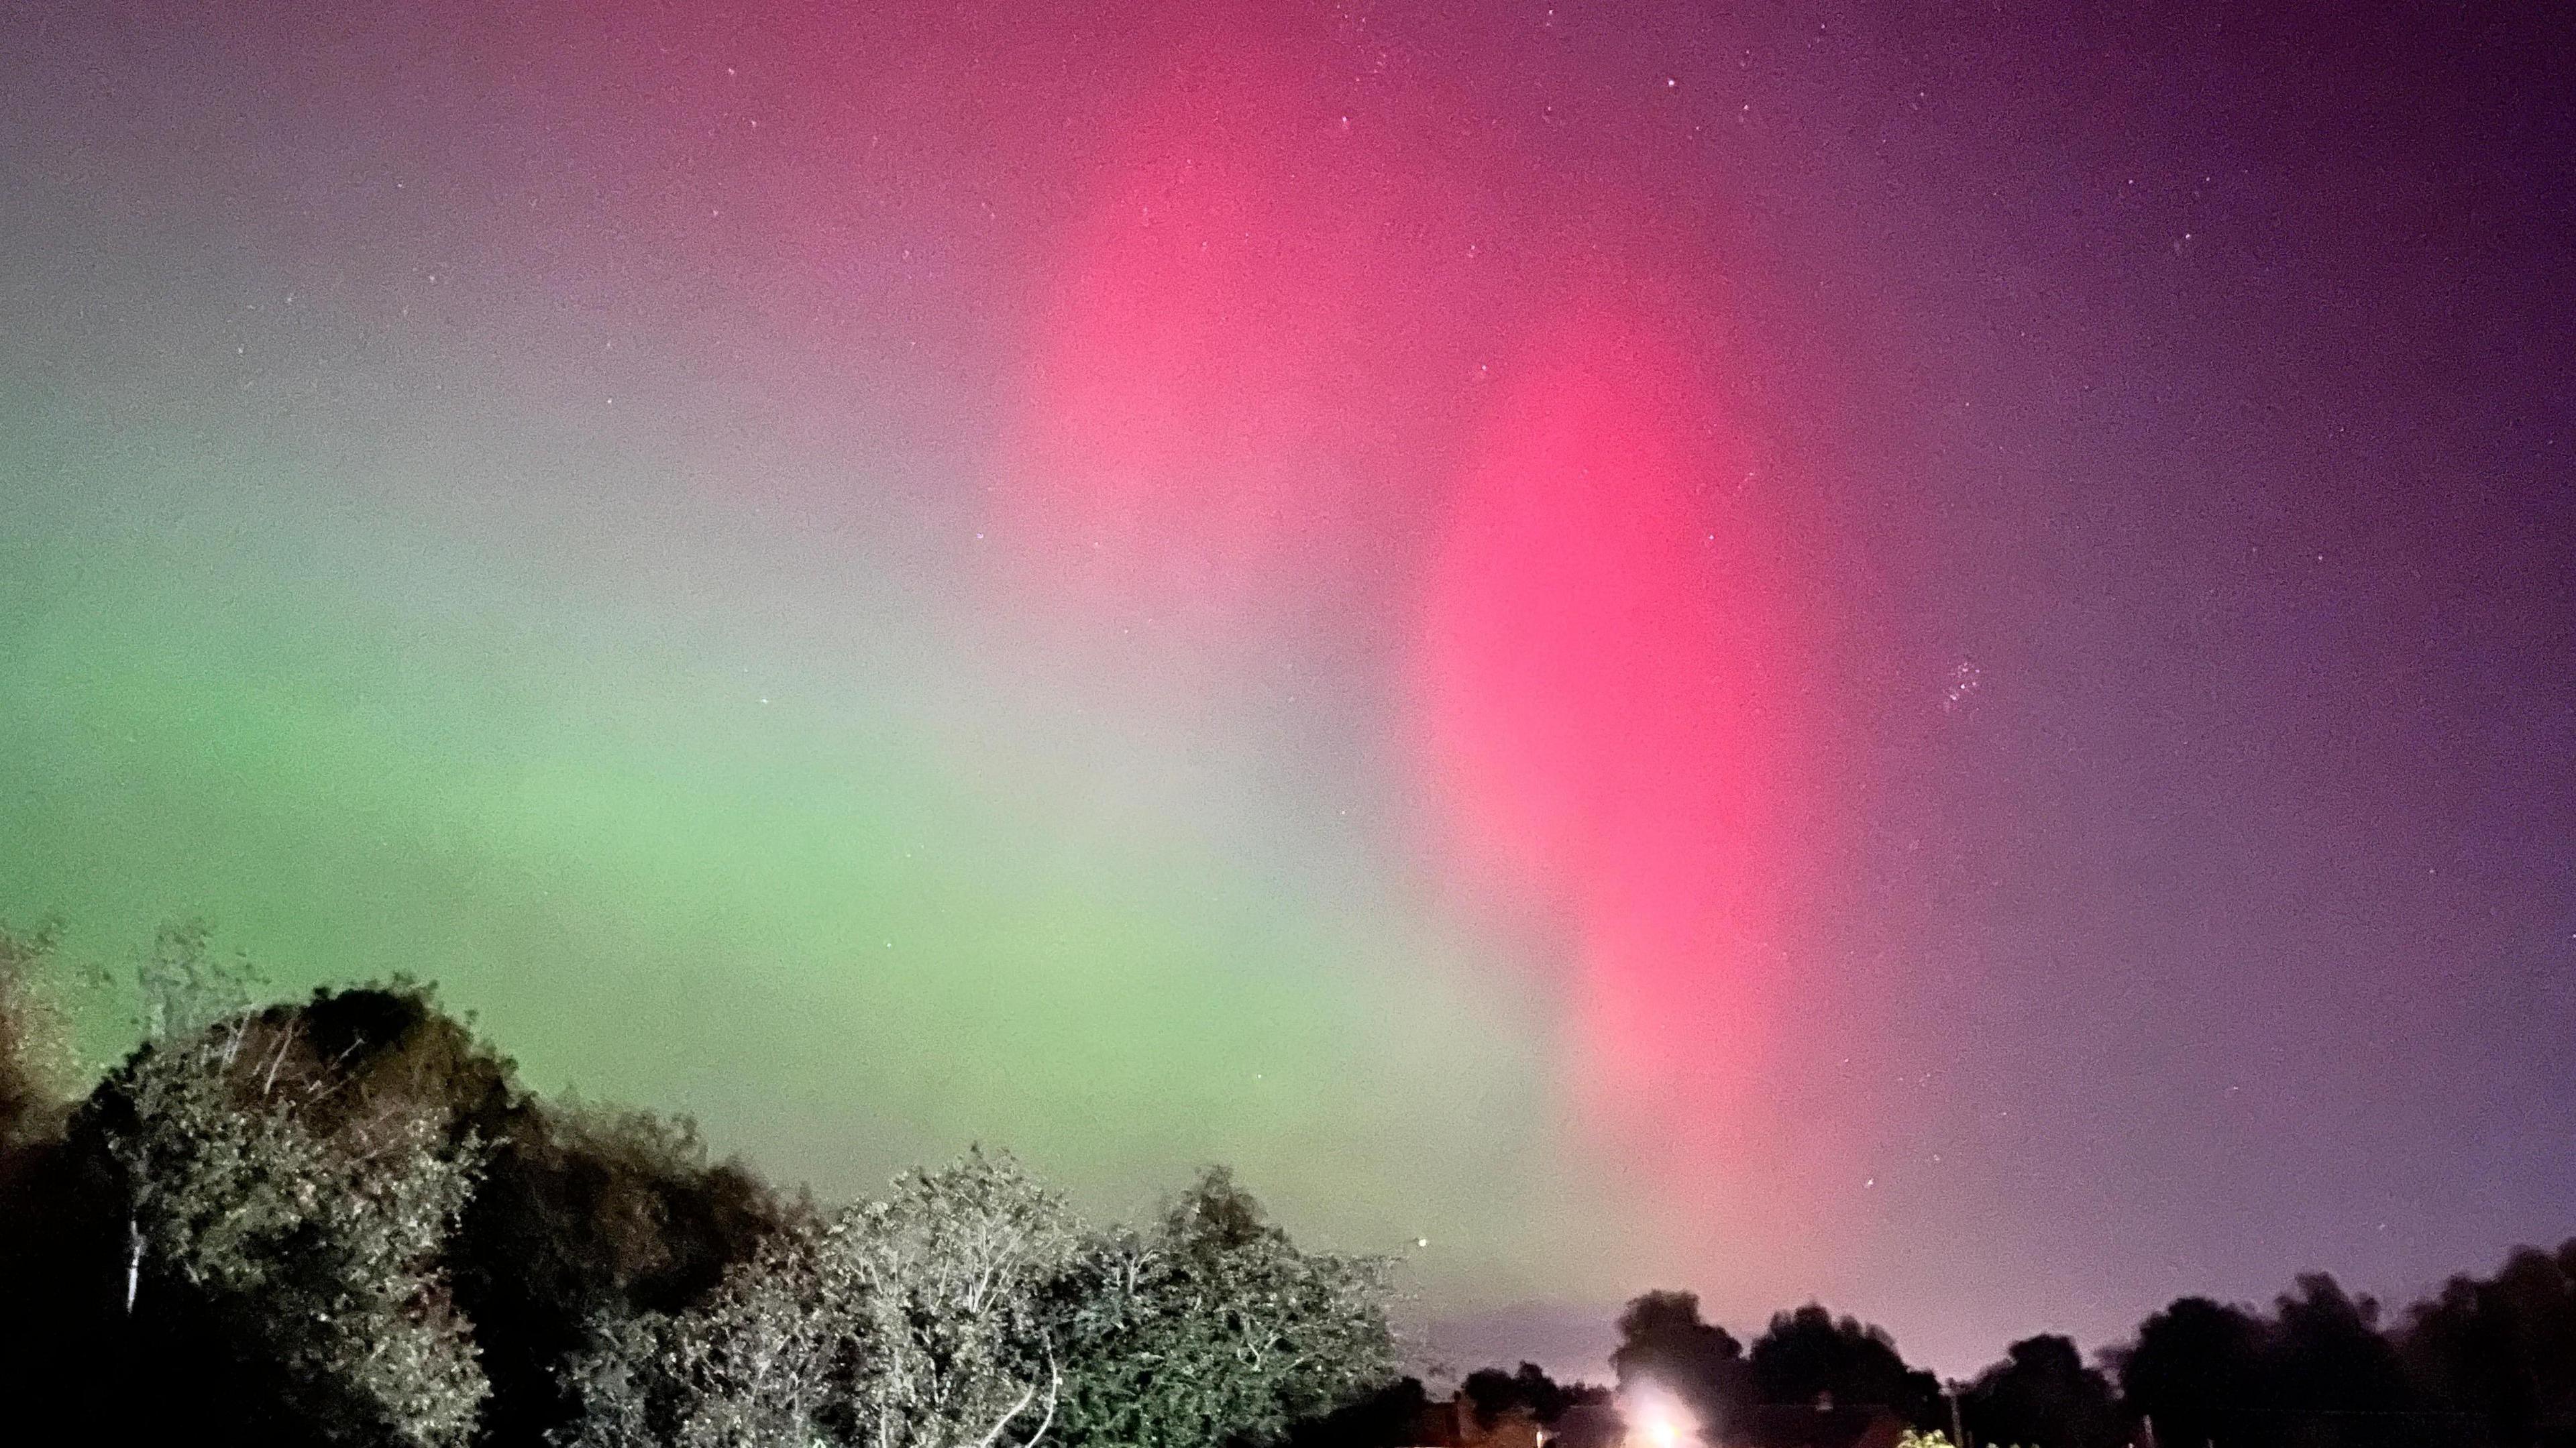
left=1620, top=1385, right=1699, bottom=1448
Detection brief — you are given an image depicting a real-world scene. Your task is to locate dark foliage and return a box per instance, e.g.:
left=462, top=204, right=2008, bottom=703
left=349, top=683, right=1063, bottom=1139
left=1463, top=1361, right=1574, bottom=1427
left=1747, top=1302, right=1945, bottom=1428
left=2266, top=1276, right=2419, bottom=1448
left=1962, top=1335, right=2126, bottom=1448
left=2108, top=1273, right=2525, bottom=1448
left=1286, top=1376, right=1436, bottom=1448
left=1612, top=1289, right=1758, bottom=1434
left=1593, top=1251, right=2576, bottom=1448
left=2113, top=1296, right=2273, bottom=1448
left=1607, top=1291, right=1946, bottom=1435
left=2402, top=1243, right=2576, bottom=1448
left=0, top=970, right=786, bottom=1448
left=453, top=1101, right=792, bottom=1446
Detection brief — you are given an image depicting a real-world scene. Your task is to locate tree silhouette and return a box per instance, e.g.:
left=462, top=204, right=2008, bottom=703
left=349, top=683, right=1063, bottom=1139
left=2112, top=1297, right=2272, bottom=1448
left=2403, top=1242, right=2576, bottom=1448
left=1612, top=1289, right=1757, bottom=1437
left=1748, top=1303, right=1943, bottom=1427
left=1962, top=1334, right=2127, bottom=1448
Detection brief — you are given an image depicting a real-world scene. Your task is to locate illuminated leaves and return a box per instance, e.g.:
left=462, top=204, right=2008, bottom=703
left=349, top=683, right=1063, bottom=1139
left=99, top=1007, right=488, bottom=1448
left=1051, top=1167, right=1399, bottom=1448
left=558, top=1156, right=1397, bottom=1448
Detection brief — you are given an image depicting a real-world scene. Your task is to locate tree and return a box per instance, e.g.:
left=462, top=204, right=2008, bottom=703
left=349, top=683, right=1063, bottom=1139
left=135, top=918, right=262, bottom=1044
left=1053, top=1167, right=1399, bottom=1448
left=564, top=1157, right=1400, bottom=1448
left=1462, top=1363, right=1572, bottom=1427
left=1611, top=1290, right=1756, bottom=1438
left=457, top=1099, right=790, bottom=1447
left=557, top=1219, right=844, bottom=1448
left=1284, top=1376, right=1435, bottom=1448
left=90, top=993, right=489, bottom=1447
left=830, top=1148, right=1080, bottom=1448
left=1748, top=1303, right=1943, bottom=1427
left=1961, top=1335, right=2127, bottom=1448
left=0, top=919, right=74, bottom=1147
left=2265, top=1275, right=2417, bottom=1448
left=2111, top=1297, right=2271, bottom=1448
left=563, top=1148, right=1081, bottom=1448
left=2401, top=1241, right=2576, bottom=1448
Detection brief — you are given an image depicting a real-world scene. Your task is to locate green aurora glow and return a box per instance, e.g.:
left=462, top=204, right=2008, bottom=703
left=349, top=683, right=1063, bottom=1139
left=1, top=401, right=1637, bottom=1321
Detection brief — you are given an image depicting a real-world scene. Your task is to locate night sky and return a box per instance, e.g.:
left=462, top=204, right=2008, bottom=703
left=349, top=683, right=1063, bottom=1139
left=3, top=0, right=2571, bottom=1381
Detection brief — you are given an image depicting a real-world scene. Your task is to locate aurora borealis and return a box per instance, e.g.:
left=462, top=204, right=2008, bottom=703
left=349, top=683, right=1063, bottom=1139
left=4, top=0, right=2572, bottom=1382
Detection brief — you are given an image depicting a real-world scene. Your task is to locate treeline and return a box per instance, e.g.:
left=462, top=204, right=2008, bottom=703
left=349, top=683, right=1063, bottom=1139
left=1603, top=1267, right=2573, bottom=1448
left=0, top=924, right=1395, bottom=1448
left=2, top=922, right=2570, bottom=1448
left=1315, top=1249, right=2576, bottom=1448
